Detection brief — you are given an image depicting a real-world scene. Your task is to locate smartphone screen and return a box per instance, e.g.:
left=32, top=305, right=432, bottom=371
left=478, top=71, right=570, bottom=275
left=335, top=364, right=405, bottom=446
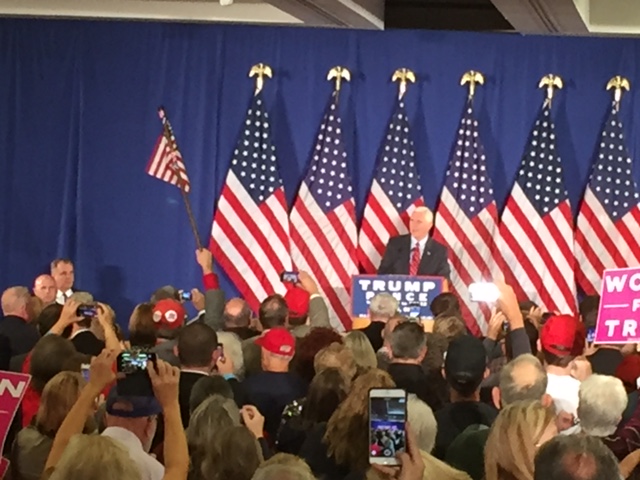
left=469, top=282, right=500, bottom=303
left=280, top=271, right=300, bottom=283
left=116, top=351, right=157, bottom=396
left=180, top=290, right=193, bottom=301
left=81, top=364, right=90, bottom=382
left=586, top=327, right=596, bottom=344
left=76, top=304, right=97, bottom=318
left=369, top=388, right=407, bottom=466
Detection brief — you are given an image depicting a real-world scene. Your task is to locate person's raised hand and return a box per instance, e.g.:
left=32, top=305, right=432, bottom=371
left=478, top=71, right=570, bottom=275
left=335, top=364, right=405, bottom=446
left=570, top=356, right=592, bottom=382
left=240, top=405, right=265, bottom=439
left=297, top=271, right=319, bottom=295
left=148, top=359, right=180, bottom=409
left=191, top=288, right=205, bottom=311
left=59, top=299, right=82, bottom=327
left=372, top=423, right=425, bottom=480
left=88, top=349, right=117, bottom=392
left=526, top=305, right=543, bottom=328
left=486, top=309, right=506, bottom=341
left=195, top=248, right=213, bottom=275
left=96, top=302, right=115, bottom=328
left=495, top=281, right=523, bottom=327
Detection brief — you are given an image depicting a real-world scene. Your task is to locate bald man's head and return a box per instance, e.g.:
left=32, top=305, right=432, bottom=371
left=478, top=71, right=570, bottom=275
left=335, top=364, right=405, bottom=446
left=223, top=298, right=251, bottom=328
left=496, top=354, right=548, bottom=408
left=409, top=206, right=434, bottom=241
left=1, top=286, right=31, bottom=320
left=33, top=275, right=57, bottom=304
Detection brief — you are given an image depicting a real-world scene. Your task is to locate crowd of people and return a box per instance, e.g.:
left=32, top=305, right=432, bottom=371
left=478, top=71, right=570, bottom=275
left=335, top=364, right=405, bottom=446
left=1, top=248, right=639, bottom=480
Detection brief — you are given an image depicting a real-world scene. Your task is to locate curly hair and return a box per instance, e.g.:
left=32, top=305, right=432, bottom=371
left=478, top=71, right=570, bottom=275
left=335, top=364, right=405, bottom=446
left=292, top=328, right=343, bottom=383
left=324, top=369, right=395, bottom=472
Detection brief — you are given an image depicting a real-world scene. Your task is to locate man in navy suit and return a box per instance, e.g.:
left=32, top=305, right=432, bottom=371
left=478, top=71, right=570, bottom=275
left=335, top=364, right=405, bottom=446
left=378, top=206, right=450, bottom=279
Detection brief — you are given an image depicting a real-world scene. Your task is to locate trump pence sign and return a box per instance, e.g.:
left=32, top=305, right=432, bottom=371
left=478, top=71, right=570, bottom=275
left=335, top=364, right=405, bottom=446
left=351, top=274, right=445, bottom=318
left=595, top=266, right=640, bottom=344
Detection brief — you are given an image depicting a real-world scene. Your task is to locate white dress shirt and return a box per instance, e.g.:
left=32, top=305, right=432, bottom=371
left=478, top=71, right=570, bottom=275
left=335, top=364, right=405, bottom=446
left=102, top=427, right=164, bottom=480
left=55, top=289, right=74, bottom=305
left=410, top=236, right=429, bottom=257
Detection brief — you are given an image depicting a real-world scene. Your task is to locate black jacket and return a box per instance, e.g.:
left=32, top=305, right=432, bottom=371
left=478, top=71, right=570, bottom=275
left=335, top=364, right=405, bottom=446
left=0, top=316, right=40, bottom=359
left=378, top=234, right=450, bottom=279
left=70, top=330, right=105, bottom=357
left=387, top=363, right=445, bottom=412
left=179, top=371, right=208, bottom=427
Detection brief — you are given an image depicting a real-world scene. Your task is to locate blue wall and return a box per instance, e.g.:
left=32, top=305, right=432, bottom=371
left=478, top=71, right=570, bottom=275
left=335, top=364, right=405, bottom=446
left=1, top=18, right=639, bottom=323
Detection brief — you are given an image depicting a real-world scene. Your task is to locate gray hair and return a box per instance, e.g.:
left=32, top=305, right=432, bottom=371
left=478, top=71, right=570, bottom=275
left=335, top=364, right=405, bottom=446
left=369, top=293, right=399, bottom=319
left=216, top=331, right=245, bottom=379
left=407, top=394, right=437, bottom=453
left=578, top=374, right=627, bottom=437
left=252, top=464, right=315, bottom=480
left=389, top=322, right=426, bottom=360
left=187, top=394, right=240, bottom=450
left=499, top=354, right=548, bottom=406
left=69, top=291, right=94, bottom=304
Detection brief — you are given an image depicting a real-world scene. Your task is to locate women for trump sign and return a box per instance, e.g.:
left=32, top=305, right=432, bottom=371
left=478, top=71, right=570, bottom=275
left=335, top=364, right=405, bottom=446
left=595, top=267, right=640, bottom=344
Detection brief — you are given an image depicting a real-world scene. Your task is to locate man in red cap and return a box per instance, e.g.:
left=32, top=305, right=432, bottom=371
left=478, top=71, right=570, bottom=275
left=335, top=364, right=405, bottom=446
left=539, top=314, right=587, bottom=435
left=150, top=298, right=187, bottom=366
left=243, top=327, right=307, bottom=442
left=283, top=271, right=330, bottom=337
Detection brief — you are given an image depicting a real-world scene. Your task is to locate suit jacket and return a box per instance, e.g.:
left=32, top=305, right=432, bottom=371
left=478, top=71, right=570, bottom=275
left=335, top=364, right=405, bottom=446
left=179, top=371, right=208, bottom=427
left=71, top=330, right=105, bottom=357
left=0, top=334, right=10, bottom=371
left=203, top=288, right=225, bottom=331
left=378, top=234, right=450, bottom=279
left=0, top=316, right=40, bottom=359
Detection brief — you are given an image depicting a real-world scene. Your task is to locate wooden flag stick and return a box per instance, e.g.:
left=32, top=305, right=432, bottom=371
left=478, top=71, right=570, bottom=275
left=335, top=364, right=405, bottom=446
left=157, top=107, right=203, bottom=250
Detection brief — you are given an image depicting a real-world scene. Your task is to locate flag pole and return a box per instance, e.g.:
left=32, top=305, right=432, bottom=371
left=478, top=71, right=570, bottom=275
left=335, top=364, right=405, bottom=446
left=157, top=107, right=203, bottom=250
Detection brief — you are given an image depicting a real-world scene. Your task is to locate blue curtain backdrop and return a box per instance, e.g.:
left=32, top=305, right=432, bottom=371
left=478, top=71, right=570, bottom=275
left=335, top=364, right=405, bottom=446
left=2, top=18, right=640, bottom=325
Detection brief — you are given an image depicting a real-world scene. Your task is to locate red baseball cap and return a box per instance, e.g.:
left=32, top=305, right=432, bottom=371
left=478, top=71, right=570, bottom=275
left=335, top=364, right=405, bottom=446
left=152, top=299, right=186, bottom=330
left=284, top=286, right=310, bottom=318
left=255, top=327, right=295, bottom=357
left=616, top=355, right=640, bottom=390
left=540, top=314, right=585, bottom=357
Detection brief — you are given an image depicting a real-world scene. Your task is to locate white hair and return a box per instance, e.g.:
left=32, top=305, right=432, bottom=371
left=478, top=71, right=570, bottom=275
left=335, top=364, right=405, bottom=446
left=407, top=394, right=437, bottom=453
left=69, top=291, right=94, bottom=304
left=413, top=206, right=434, bottom=223
left=252, top=464, right=315, bottom=480
left=578, top=374, right=627, bottom=437
left=369, top=293, right=399, bottom=319
left=216, top=331, right=245, bottom=379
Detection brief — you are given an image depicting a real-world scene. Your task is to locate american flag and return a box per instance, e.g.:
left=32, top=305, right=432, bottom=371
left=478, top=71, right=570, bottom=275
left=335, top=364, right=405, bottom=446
left=358, top=99, right=424, bottom=273
left=290, top=95, right=357, bottom=331
left=575, top=104, right=640, bottom=295
left=210, top=93, right=292, bottom=311
left=433, top=101, right=499, bottom=335
left=498, top=103, right=576, bottom=313
left=146, top=109, right=191, bottom=192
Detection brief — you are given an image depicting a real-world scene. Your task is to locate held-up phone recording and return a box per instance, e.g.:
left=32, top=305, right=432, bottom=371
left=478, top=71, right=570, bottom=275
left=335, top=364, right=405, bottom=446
left=587, top=327, right=596, bottom=344
left=369, top=388, right=407, bottom=466
left=179, top=290, right=192, bottom=301
left=76, top=304, right=98, bottom=318
left=116, top=350, right=157, bottom=396
left=81, top=363, right=91, bottom=382
left=280, top=271, right=300, bottom=283
left=469, top=282, right=500, bottom=303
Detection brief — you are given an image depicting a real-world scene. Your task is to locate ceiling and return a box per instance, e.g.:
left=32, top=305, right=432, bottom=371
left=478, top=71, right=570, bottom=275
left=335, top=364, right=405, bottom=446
left=1, top=0, right=640, bottom=36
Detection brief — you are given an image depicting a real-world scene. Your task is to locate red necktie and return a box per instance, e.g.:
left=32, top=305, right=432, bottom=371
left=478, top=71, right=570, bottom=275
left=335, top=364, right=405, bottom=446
left=409, top=244, right=421, bottom=276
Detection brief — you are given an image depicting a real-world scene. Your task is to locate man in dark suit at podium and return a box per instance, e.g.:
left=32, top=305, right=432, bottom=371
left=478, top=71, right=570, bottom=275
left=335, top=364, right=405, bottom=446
left=378, top=206, right=450, bottom=279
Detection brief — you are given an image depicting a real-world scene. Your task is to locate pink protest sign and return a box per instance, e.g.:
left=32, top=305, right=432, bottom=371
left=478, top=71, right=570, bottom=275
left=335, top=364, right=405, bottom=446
left=0, top=371, right=31, bottom=456
left=595, top=266, right=640, bottom=344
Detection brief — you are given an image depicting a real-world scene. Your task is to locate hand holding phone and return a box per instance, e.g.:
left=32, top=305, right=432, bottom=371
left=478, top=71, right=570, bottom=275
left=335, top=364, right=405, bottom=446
left=369, top=388, right=407, bottom=466
left=116, top=350, right=157, bottom=396
left=280, top=271, right=300, bottom=283
left=179, top=290, right=193, bottom=302
left=76, top=303, right=98, bottom=318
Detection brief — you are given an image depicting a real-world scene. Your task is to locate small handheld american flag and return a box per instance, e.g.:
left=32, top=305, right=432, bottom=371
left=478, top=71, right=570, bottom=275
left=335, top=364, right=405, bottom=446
left=146, top=107, right=191, bottom=193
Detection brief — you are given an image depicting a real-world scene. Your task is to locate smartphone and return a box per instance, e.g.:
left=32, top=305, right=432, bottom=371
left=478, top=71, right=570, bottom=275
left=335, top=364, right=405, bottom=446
left=116, top=350, right=157, bottom=396
left=586, top=327, right=596, bottom=344
left=280, top=271, right=300, bottom=283
left=76, top=304, right=97, bottom=318
left=179, top=290, right=193, bottom=301
left=502, top=321, right=510, bottom=333
left=469, top=282, right=500, bottom=303
left=81, top=363, right=91, bottom=382
left=408, top=303, right=421, bottom=320
left=369, top=388, right=407, bottom=466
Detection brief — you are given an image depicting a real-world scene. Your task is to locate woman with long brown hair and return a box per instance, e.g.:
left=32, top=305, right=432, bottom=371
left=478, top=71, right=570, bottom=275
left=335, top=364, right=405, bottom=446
left=484, top=400, right=557, bottom=480
left=299, top=369, right=395, bottom=479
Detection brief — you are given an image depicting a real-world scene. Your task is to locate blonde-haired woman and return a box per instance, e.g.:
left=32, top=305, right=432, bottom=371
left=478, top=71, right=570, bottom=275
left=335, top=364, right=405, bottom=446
left=484, top=400, right=557, bottom=480
left=343, top=330, right=378, bottom=370
left=299, top=369, right=395, bottom=479
left=11, top=371, right=93, bottom=480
